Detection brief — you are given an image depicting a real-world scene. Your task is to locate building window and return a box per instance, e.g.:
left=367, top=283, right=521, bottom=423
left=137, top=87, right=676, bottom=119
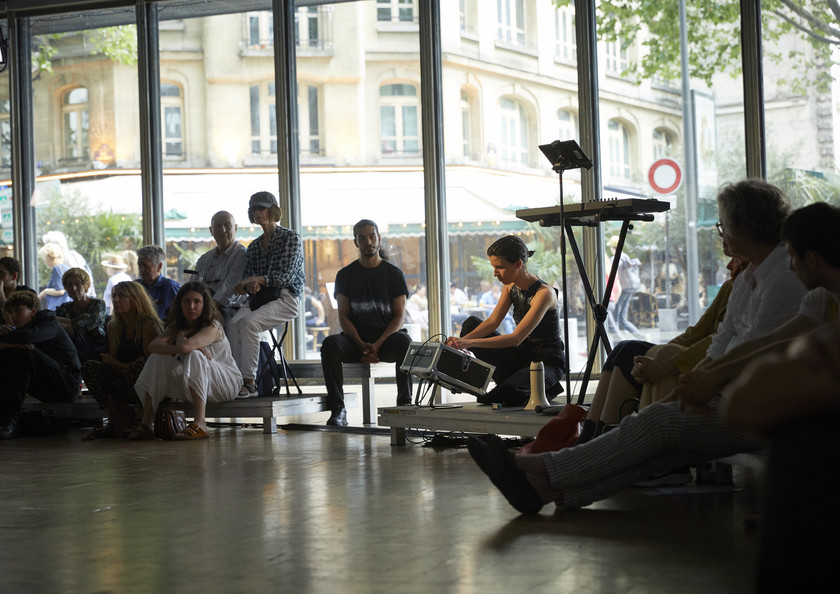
left=250, top=82, right=276, bottom=156
left=460, top=0, right=477, bottom=34
left=377, top=0, right=416, bottom=24
left=557, top=108, right=578, bottom=143
left=605, top=37, right=629, bottom=75
left=299, top=84, right=322, bottom=157
left=62, top=87, right=89, bottom=163
left=653, top=128, right=674, bottom=159
left=161, top=83, right=184, bottom=159
left=247, top=11, right=274, bottom=48
left=555, top=4, right=576, bottom=62
left=0, top=100, right=10, bottom=169
left=295, top=6, right=319, bottom=48
left=497, top=0, right=525, bottom=47
left=380, top=83, right=420, bottom=156
left=461, top=89, right=472, bottom=159
left=607, top=119, right=631, bottom=180
left=500, top=97, right=529, bottom=166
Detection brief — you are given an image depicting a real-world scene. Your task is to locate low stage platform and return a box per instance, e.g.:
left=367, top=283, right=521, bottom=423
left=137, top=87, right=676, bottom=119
left=377, top=402, right=553, bottom=445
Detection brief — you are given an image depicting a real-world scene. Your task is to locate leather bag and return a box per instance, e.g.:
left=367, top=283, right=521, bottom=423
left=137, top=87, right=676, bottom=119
left=154, top=403, right=188, bottom=440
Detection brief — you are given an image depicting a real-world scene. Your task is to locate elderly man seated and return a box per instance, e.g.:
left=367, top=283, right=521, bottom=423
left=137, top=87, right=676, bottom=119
left=190, top=211, right=246, bottom=327
left=136, top=245, right=181, bottom=319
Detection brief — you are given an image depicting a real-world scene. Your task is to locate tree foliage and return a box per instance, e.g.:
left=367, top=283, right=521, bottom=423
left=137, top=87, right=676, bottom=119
left=35, top=188, right=142, bottom=290
left=555, top=0, right=839, bottom=92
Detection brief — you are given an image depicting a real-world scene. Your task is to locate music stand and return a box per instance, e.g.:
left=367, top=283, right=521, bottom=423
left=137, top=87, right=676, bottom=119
left=539, top=140, right=592, bottom=402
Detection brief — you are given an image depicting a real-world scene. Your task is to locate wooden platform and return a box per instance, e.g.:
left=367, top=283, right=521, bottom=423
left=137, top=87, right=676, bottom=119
left=23, top=392, right=359, bottom=435
left=377, top=402, right=552, bottom=445
left=287, top=360, right=394, bottom=424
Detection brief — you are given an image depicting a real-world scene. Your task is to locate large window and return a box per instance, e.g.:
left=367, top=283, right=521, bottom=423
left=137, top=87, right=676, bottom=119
left=497, top=0, right=525, bottom=47
left=250, top=82, right=277, bottom=156
left=557, top=108, right=578, bottom=143
left=606, top=119, right=631, bottom=181
left=377, top=0, right=416, bottom=24
left=380, top=83, right=420, bottom=156
left=247, top=11, right=273, bottom=49
left=61, top=87, right=90, bottom=165
left=161, top=83, right=184, bottom=159
left=499, top=97, right=528, bottom=166
left=555, top=4, right=576, bottom=63
left=299, top=84, right=322, bottom=157
left=652, top=127, right=674, bottom=160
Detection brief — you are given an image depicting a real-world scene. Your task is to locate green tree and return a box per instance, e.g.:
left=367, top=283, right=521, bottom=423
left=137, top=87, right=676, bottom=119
left=555, top=0, right=838, bottom=91
left=35, top=188, right=142, bottom=291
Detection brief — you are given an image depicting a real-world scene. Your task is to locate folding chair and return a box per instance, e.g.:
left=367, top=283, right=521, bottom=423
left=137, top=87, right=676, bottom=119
left=256, top=322, right=302, bottom=396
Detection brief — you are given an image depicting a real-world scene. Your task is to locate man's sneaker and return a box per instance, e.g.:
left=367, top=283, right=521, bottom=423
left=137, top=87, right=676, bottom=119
left=634, top=467, right=693, bottom=488
left=326, top=408, right=348, bottom=427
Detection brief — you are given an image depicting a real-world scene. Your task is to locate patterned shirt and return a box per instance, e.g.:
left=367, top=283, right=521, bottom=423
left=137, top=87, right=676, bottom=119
left=242, top=225, right=305, bottom=298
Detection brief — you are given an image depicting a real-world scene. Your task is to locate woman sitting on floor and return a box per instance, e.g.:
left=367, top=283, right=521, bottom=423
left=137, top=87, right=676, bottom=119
left=81, top=281, right=163, bottom=438
left=129, top=281, right=242, bottom=440
left=446, top=235, right=564, bottom=406
left=55, top=267, right=107, bottom=364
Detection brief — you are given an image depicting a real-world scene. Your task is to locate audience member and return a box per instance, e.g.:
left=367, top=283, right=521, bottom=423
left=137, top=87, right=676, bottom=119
left=55, top=267, right=107, bottom=364
left=465, top=192, right=836, bottom=515
left=190, top=210, right=246, bottom=327
left=0, top=257, right=36, bottom=311
left=135, top=245, right=181, bottom=319
left=320, top=219, right=412, bottom=426
left=38, top=242, right=72, bottom=310
left=228, top=191, right=304, bottom=397
left=446, top=235, right=565, bottom=406
left=405, top=283, right=428, bottom=327
left=722, top=324, right=840, bottom=593
left=579, top=234, right=745, bottom=443
left=129, top=282, right=242, bottom=440
left=0, top=291, right=81, bottom=439
left=101, top=253, right=132, bottom=314
left=81, top=281, right=163, bottom=438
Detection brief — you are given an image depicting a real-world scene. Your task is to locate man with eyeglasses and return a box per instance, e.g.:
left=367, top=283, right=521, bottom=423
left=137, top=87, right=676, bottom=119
left=190, top=211, right=247, bottom=328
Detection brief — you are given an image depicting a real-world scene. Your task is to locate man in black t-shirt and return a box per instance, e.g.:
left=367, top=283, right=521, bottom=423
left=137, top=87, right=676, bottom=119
left=320, top=219, right=412, bottom=426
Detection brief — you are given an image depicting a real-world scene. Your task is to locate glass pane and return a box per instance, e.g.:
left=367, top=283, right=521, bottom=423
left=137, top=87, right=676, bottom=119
left=297, top=1, right=424, bottom=357
left=32, top=16, right=143, bottom=305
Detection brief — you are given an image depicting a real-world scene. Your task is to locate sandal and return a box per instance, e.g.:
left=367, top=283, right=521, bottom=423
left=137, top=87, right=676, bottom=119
left=127, top=423, right=155, bottom=441
left=172, top=422, right=209, bottom=441
left=237, top=383, right=258, bottom=398
left=82, top=424, right=114, bottom=440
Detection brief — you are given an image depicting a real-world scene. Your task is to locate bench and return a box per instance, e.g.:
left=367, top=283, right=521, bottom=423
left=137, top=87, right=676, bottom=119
left=23, top=391, right=359, bottom=435
left=287, top=360, right=394, bottom=425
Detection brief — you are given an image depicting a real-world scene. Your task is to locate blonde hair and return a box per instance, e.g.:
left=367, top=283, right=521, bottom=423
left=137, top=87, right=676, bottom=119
left=40, top=242, right=65, bottom=264
left=107, top=281, right=163, bottom=351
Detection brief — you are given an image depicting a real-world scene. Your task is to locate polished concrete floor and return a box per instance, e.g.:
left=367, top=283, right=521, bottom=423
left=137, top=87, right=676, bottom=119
left=1, top=414, right=761, bottom=594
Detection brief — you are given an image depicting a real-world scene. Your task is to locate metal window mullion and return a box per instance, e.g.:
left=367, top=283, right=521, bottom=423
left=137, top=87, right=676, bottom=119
left=740, top=0, right=765, bottom=179
left=136, top=0, right=164, bottom=246
left=419, top=0, right=449, bottom=341
left=9, top=15, right=37, bottom=287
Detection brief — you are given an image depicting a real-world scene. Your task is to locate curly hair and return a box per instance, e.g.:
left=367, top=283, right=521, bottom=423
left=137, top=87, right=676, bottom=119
left=107, top=281, right=163, bottom=351
left=165, top=281, right=221, bottom=333
left=717, top=180, right=790, bottom=245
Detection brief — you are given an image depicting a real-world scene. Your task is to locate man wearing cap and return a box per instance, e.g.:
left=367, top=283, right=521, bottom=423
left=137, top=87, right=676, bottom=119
left=320, top=219, right=412, bottom=426
left=136, top=245, right=181, bottom=319
left=229, top=191, right=304, bottom=397
left=190, top=211, right=246, bottom=327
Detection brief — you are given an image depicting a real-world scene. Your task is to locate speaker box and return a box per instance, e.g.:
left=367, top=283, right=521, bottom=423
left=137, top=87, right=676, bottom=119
left=400, top=341, right=495, bottom=396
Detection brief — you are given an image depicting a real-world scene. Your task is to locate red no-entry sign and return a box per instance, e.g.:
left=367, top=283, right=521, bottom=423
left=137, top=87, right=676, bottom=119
left=648, top=158, right=682, bottom=194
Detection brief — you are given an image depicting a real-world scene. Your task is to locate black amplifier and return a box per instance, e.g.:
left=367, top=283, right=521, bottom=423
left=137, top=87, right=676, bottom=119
left=400, top=341, right=495, bottom=396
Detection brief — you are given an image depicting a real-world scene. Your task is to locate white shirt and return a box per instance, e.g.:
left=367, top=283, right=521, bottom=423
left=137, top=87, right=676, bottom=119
left=798, top=287, right=839, bottom=326
left=706, top=244, right=807, bottom=359
left=192, top=241, right=247, bottom=306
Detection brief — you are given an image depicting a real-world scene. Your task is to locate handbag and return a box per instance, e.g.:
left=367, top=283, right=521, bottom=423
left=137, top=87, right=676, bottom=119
left=248, top=286, right=283, bottom=311
left=154, top=402, right=188, bottom=440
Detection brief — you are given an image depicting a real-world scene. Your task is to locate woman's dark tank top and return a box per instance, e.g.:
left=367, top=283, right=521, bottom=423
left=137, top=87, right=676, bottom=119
left=509, top=279, right=565, bottom=367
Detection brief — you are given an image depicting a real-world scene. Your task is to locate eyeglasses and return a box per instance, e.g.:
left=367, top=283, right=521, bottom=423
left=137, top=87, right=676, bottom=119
left=715, top=221, right=724, bottom=237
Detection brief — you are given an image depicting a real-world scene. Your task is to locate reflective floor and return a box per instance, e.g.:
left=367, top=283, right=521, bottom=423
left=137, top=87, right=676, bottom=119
left=1, top=420, right=760, bottom=594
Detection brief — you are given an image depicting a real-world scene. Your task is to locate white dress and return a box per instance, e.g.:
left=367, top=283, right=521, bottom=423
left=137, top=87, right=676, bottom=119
left=134, top=321, right=243, bottom=410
